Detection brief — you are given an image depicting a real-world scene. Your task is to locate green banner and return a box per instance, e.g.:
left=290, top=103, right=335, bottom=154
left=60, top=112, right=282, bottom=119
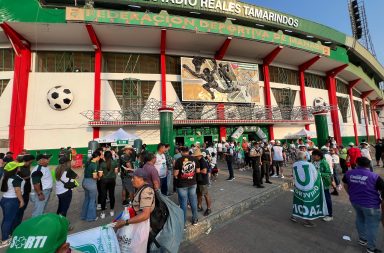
left=66, top=7, right=330, bottom=56
left=292, top=160, right=328, bottom=220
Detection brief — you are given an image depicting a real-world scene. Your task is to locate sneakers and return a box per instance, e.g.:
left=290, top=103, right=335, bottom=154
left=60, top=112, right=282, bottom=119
left=204, top=209, right=212, bottom=216
left=100, top=212, right=106, bottom=219
left=226, top=177, right=235, bottom=181
left=367, top=248, right=382, bottom=253
left=280, top=175, right=285, bottom=179
left=358, top=239, right=368, bottom=246
left=266, top=181, right=273, bottom=184
left=197, top=207, right=204, bottom=212
left=322, top=216, right=333, bottom=222
left=0, top=239, right=11, bottom=248
left=192, top=219, right=198, bottom=226
left=271, top=174, right=278, bottom=178
left=110, top=210, right=115, bottom=217
left=97, top=204, right=102, bottom=211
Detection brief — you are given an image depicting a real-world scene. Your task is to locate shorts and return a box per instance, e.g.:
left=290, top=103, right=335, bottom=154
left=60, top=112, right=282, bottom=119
left=122, top=177, right=134, bottom=194
left=197, top=184, right=208, bottom=195
left=273, top=161, right=283, bottom=167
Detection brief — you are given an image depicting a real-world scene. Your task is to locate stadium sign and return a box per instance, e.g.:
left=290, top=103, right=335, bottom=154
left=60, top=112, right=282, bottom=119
left=126, top=0, right=300, bottom=27
left=66, top=7, right=330, bottom=56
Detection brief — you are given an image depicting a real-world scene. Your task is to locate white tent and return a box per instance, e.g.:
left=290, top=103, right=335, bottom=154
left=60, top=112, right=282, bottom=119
left=95, top=128, right=139, bottom=143
left=284, top=129, right=316, bottom=139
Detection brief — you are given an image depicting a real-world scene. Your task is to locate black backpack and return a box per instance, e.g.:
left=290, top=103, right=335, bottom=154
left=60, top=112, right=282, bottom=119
left=138, top=186, right=169, bottom=234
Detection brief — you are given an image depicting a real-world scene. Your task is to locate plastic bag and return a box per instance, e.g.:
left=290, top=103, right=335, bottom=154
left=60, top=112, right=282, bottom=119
left=116, top=219, right=150, bottom=253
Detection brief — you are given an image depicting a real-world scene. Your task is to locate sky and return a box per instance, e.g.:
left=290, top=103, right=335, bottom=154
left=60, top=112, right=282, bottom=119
left=246, top=0, right=384, bottom=66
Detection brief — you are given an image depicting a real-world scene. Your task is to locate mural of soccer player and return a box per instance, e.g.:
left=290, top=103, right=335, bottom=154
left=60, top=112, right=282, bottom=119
left=218, top=63, right=233, bottom=89
left=183, top=59, right=239, bottom=100
left=191, top=56, right=206, bottom=73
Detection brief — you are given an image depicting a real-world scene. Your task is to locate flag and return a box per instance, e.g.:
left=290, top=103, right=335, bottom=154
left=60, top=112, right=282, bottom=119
left=292, top=160, right=328, bottom=220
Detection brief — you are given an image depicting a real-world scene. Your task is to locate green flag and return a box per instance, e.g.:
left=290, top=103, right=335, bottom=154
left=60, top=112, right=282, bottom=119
left=292, top=160, right=328, bottom=220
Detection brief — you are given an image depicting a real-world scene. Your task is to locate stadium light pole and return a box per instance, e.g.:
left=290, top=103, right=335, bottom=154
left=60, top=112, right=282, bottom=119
left=0, top=22, right=31, bottom=156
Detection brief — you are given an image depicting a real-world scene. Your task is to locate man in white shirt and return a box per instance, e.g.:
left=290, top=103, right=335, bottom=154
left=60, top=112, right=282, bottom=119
left=272, top=141, right=284, bottom=178
left=360, top=142, right=373, bottom=172
left=30, top=154, right=53, bottom=217
left=155, top=143, right=168, bottom=195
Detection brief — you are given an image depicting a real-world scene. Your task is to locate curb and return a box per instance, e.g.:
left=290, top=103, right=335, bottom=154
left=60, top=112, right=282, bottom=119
left=183, top=180, right=293, bottom=242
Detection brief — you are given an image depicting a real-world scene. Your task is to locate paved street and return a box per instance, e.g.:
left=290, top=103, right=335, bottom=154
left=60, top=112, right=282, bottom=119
left=180, top=168, right=384, bottom=253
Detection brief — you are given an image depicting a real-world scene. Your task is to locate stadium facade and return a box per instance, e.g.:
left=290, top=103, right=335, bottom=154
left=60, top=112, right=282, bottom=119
left=0, top=0, right=384, bottom=161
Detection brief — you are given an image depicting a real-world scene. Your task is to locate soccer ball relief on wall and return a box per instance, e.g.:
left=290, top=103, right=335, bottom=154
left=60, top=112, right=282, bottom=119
left=47, top=86, right=74, bottom=110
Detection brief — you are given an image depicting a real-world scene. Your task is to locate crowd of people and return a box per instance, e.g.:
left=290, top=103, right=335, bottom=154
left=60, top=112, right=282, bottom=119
left=289, top=138, right=384, bottom=253
left=0, top=136, right=383, bottom=252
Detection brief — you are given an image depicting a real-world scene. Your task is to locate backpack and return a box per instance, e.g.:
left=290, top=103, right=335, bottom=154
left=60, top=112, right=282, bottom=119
left=138, top=186, right=169, bottom=235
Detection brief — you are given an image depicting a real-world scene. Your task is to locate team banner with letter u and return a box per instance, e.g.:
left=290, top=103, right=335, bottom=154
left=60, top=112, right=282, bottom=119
left=292, top=161, right=328, bottom=220
left=67, top=226, right=120, bottom=253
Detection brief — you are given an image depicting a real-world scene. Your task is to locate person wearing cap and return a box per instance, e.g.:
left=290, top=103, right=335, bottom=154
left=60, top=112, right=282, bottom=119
left=55, top=156, right=78, bottom=218
left=312, top=149, right=333, bottom=222
left=30, top=154, right=53, bottom=217
left=174, top=146, right=200, bottom=226
left=0, top=161, right=25, bottom=247
left=155, top=143, right=168, bottom=195
left=360, top=142, right=373, bottom=172
left=115, top=169, right=155, bottom=249
left=298, top=145, right=310, bottom=162
left=321, top=146, right=333, bottom=174
left=347, top=142, right=362, bottom=170
left=12, top=154, right=36, bottom=231
left=193, top=149, right=212, bottom=216
left=342, top=157, right=384, bottom=253
left=119, top=145, right=135, bottom=206
left=224, top=142, right=235, bottom=181
left=271, top=140, right=284, bottom=178
left=81, top=151, right=102, bottom=222
left=7, top=213, right=80, bottom=253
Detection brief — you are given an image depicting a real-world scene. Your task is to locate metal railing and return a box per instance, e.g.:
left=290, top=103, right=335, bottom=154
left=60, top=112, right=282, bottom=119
left=81, top=98, right=338, bottom=123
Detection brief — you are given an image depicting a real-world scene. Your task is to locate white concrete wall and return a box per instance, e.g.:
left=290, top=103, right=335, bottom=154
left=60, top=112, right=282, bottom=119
left=25, top=73, right=94, bottom=150
left=0, top=79, right=13, bottom=140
